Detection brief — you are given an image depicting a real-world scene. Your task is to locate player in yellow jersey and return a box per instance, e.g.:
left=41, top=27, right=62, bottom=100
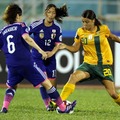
left=59, top=10, right=120, bottom=105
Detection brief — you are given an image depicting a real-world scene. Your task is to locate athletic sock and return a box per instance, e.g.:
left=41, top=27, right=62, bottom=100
left=60, top=83, right=75, bottom=101
left=47, top=86, right=66, bottom=111
left=40, top=86, right=51, bottom=108
left=2, top=88, right=16, bottom=110
left=114, top=94, right=120, bottom=105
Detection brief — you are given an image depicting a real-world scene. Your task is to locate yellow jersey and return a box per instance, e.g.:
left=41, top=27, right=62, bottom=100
left=74, top=25, right=113, bottom=65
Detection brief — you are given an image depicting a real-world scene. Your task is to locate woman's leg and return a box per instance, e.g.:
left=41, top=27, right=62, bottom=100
left=102, top=80, right=120, bottom=105
left=60, top=70, right=90, bottom=101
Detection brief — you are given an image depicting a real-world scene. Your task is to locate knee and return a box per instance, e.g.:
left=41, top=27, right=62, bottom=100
left=6, top=88, right=16, bottom=96
left=69, top=73, right=79, bottom=84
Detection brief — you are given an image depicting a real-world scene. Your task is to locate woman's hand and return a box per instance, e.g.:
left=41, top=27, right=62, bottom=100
left=38, top=50, right=47, bottom=60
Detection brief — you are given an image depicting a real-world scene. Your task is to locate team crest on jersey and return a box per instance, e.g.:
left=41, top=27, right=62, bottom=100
left=39, top=29, right=44, bottom=39
left=51, top=29, right=56, bottom=39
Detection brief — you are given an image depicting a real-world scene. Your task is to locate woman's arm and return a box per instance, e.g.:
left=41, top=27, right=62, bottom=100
left=109, top=32, right=120, bottom=43
left=22, top=33, right=47, bottom=59
left=59, top=42, right=81, bottom=53
left=47, top=44, right=60, bottom=58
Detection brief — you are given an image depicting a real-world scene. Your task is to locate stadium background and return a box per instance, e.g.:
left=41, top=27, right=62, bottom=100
left=0, top=0, right=120, bottom=87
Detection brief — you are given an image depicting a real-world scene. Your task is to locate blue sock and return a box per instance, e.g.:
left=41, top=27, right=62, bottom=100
left=47, top=86, right=63, bottom=106
left=40, top=86, right=50, bottom=107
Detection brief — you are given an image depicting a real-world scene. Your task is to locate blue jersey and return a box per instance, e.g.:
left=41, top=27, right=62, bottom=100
left=29, top=19, right=62, bottom=59
left=0, top=22, right=33, bottom=66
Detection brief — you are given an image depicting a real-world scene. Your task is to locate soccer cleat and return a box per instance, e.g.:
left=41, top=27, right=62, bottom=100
left=0, top=107, right=8, bottom=113
left=46, top=101, right=57, bottom=111
left=56, top=100, right=76, bottom=114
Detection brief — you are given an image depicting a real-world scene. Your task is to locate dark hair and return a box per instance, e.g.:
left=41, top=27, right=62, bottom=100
left=45, top=4, right=68, bottom=23
left=81, top=10, right=101, bottom=26
left=2, top=4, right=22, bottom=24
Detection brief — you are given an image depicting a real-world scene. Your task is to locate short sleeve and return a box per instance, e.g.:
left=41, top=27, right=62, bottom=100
left=74, top=28, right=81, bottom=43
left=20, top=22, right=29, bottom=36
left=103, top=25, right=111, bottom=37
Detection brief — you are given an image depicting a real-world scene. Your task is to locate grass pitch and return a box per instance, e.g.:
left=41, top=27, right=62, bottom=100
left=0, top=85, right=120, bottom=120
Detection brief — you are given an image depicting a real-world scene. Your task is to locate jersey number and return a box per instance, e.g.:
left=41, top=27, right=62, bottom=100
left=45, top=39, right=51, bottom=46
left=52, top=70, right=56, bottom=77
left=7, top=35, right=15, bottom=54
left=103, top=68, right=112, bottom=76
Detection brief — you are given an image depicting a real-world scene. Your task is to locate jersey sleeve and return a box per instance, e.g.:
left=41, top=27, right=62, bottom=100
left=74, top=28, right=81, bottom=43
left=29, top=20, right=40, bottom=35
left=55, top=26, right=62, bottom=44
left=20, top=22, right=29, bottom=36
left=103, top=25, right=111, bottom=37
left=29, top=23, right=35, bottom=35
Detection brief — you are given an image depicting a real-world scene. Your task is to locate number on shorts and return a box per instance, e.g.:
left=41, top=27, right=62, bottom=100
left=52, top=70, right=56, bottom=77
left=103, top=68, right=112, bottom=76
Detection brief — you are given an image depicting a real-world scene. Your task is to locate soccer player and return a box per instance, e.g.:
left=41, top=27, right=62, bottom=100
left=29, top=4, right=68, bottom=111
left=59, top=10, right=120, bottom=106
left=0, top=4, right=76, bottom=114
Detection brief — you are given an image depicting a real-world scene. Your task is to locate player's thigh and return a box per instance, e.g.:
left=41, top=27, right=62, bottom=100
left=7, top=67, right=23, bottom=87
left=24, top=64, right=46, bottom=87
left=68, top=70, right=90, bottom=84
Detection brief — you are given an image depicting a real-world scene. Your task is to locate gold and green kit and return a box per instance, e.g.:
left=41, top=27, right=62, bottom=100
left=74, top=25, right=114, bottom=81
left=74, top=25, right=113, bottom=65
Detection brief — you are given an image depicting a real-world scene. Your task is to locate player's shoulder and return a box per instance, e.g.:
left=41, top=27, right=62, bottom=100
left=53, top=21, right=61, bottom=28
left=76, top=27, right=84, bottom=34
left=99, top=24, right=109, bottom=30
left=13, top=22, right=27, bottom=27
left=30, top=19, right=43, bottom=29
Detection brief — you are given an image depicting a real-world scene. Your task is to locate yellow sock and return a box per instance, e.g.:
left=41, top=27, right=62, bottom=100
left=60, top=83, right=75, bottom=101
left=114, top=94, right=120, bottom=105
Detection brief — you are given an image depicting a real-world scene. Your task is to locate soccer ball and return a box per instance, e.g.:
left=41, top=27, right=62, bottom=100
left=63, top=100, right=72, bottom=106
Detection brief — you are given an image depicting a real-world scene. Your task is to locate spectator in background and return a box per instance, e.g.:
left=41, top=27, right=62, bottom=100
left=59, top=9, right=120, bottom=106
left=0, top=3, right=76, bottom=114
left=29, top=4, right=68, bottom=111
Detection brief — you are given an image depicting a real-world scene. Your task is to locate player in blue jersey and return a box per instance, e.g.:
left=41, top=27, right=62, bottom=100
left=29, top=4, right=68, bottom=111
left=0, top=4, right=76, bottom=114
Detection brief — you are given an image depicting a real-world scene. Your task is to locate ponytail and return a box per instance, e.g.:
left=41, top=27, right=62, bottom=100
left=45, top=4, right=68, bottom=23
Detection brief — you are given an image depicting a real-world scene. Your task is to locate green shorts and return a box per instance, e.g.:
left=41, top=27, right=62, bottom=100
left=76, top=62, right=114, bottom=82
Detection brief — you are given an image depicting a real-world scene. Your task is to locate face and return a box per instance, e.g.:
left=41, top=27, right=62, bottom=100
left=45, top=7, right=56, bottom=23
left=81, top=17, right=95, bottom=31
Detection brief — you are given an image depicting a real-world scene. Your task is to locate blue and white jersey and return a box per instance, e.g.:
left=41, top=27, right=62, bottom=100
left=0, top=22, right=33, bottom=66
left=29, top=19, right=62, bottom=59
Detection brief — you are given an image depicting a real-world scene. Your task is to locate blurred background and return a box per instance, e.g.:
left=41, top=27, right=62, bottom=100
left=0, top=0, right=120, bottom=87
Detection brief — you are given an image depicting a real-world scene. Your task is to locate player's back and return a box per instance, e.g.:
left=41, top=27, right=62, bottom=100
left=0, top=22, right=33, bottom=66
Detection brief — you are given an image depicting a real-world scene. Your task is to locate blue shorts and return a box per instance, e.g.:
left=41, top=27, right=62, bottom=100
left=7, top=63, right=47, bottom=87
left=34, top=58, right=56, bottom=79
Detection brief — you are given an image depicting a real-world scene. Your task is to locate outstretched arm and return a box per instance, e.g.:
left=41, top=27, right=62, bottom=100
left=47, top=44, right=60, bottom=58
left=59, top=42, right=81, bottom=53
left=109, top=32, right=120, bottom=43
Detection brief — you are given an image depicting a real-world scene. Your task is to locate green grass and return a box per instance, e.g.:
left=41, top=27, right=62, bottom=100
left=0, top=86, right=120, bottom=120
